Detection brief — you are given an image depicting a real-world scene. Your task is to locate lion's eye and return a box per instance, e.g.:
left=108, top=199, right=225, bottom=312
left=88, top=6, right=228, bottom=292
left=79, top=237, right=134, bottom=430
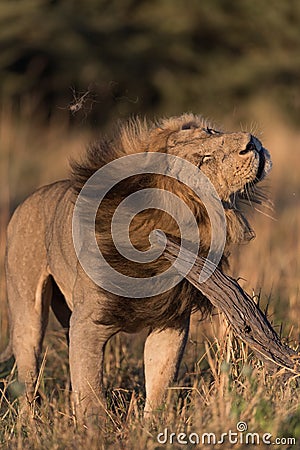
left=239, top=141, right=256, bottom=155
left=203, top=127, right=220, bottom=135
left=198, top=155, right=213, bottom=166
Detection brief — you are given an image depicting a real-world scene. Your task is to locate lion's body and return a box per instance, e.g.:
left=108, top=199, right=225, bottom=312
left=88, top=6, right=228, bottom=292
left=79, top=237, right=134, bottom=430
left=1, top=114, right=272, bottom=423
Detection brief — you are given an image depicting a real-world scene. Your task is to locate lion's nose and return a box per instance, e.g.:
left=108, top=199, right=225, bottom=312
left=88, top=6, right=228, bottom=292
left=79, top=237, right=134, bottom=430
left=239, top=137, right=257, bottom=156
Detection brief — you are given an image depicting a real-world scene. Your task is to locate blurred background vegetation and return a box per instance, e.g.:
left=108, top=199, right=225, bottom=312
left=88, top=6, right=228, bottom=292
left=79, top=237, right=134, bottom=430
left=1, top=0, right=300, bottom=126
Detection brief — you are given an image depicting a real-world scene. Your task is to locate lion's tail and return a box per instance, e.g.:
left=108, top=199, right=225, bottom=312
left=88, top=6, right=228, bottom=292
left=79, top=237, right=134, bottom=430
left=0, top=340, right=13, bottom=363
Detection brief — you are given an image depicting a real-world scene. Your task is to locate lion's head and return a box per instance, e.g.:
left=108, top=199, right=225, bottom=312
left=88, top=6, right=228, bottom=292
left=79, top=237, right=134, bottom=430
left=149, top=114, right=272, bottom=202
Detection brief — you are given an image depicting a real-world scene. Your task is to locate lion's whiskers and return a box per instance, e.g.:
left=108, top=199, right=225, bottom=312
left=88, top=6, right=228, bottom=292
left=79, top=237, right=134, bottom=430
left=253, top=206, right=277, bottom=221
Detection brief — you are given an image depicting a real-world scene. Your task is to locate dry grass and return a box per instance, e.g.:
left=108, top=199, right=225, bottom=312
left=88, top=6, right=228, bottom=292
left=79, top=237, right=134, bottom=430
left=0, top=103, right=299, bottom=449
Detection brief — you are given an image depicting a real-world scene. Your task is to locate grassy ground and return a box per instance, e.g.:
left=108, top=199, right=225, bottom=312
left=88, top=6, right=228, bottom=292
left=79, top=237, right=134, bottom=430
left=0, top=103, right=299, bottom=449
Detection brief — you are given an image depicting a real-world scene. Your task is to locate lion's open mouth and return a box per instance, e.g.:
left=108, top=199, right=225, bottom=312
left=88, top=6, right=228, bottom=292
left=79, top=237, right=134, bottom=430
left=234, top=147, right=272, bottom=208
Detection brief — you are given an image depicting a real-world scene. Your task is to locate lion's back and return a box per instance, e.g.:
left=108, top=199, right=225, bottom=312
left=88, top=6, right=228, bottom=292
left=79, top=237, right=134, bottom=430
left=7, top=180, right=72, bottom=241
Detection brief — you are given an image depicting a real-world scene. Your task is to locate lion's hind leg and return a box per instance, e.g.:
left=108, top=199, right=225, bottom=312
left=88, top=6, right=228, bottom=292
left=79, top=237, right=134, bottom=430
left=7, top=271, right=52, bottom=409
left=5, top=191, right=54, bottom=411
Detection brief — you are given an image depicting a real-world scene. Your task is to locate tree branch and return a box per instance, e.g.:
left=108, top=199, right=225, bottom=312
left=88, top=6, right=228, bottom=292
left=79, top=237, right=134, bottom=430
left=161, top=235, right=300, bottom=375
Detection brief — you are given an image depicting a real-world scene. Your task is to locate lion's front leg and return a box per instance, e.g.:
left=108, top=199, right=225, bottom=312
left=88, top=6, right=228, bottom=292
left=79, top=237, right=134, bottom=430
left=69, top=308, right=117, bottom=425
left=143, top=317, right=190, bottom=417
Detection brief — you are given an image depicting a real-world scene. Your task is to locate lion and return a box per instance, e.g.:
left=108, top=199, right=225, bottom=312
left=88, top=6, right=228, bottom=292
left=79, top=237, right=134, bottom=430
left=0, top=113, right=272, bottom=423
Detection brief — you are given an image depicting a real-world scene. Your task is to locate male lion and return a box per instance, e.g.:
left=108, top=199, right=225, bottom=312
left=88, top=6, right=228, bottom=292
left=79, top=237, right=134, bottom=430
left=0, top=114, right=272, bottom=423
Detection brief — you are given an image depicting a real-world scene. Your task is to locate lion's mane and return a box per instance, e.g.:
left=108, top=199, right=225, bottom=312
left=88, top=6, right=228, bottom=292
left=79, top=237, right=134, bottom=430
left=71, top=115, right=256, bottom=332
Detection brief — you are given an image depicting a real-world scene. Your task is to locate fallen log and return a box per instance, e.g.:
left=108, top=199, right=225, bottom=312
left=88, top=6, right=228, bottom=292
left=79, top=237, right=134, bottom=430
left=159, top=234, right=300, bottom=375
